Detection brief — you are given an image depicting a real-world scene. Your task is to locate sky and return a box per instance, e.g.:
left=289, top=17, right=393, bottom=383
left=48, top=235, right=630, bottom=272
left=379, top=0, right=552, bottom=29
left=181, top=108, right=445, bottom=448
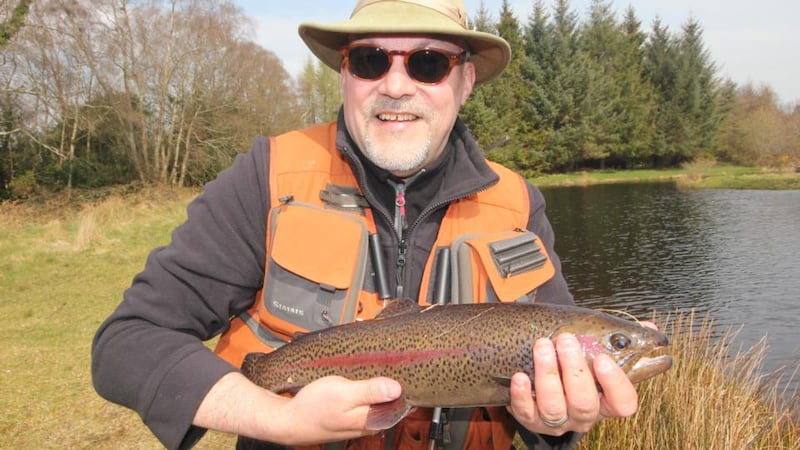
left=235, top=0, right=800, bottom=106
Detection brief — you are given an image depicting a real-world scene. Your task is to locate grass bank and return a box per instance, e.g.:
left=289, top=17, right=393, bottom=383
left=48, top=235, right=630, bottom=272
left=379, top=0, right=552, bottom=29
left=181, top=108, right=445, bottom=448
left=574, top=312, right=798, bottom=450
left=1, top=189, right=797, bottom=448
left=532, top=165, right=800, bottom=190
left=0, top=187, right=233, bottom=448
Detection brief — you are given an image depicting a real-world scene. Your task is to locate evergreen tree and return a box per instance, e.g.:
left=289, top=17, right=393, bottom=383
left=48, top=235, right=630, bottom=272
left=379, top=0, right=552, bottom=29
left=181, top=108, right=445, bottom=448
left=516, top=0, right=554, bottom=172
left=643, top=16, right=728, bottom=166
left=674, top=17, right=726, bottom=160
left=579, top=0, right=622, bottom=166
left=522, top=0, right=590, bottom=170
left=492, top=0, right=535, bottom=171
left=461, top=2, right=506, bottom=152
left=521, top=1, right=553, bottom=124
left=643, top=17, right=682, bottom=166
left=614, top=6, right=655, bottom=167
left=463, top=1, right=531, bottom=172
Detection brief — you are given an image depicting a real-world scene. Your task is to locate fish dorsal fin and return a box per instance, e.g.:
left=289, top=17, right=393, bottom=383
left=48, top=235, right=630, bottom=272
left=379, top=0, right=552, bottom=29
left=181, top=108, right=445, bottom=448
left=375, top=298, right=421, bottom=319
left=290, top=331, right=307, bottom=341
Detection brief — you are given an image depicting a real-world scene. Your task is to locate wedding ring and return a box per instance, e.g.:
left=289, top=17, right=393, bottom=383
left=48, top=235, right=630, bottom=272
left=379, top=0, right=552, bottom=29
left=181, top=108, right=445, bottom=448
left=541, top=414, right=569, bottom=428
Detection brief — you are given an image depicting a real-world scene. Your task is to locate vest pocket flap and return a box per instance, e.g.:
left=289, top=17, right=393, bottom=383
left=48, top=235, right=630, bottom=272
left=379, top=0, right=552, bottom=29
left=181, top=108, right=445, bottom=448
left=271, top=204, right=368, bottom=289
left=463, top=231, right=555, bottom=301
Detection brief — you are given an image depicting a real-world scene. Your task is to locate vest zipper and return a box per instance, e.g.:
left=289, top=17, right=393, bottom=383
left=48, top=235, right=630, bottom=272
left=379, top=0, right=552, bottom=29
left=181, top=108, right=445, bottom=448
left=396, top=233, right=407, bottom=298
left=390, top=179, right=411, bottom=298
left=340, top=144, right=498, bottom=299
left=394, top=183, right=407, bottom=237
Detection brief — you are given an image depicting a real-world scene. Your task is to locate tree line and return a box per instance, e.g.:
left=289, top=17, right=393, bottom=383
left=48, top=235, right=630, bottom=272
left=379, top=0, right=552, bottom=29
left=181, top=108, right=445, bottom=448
left=461, top=0, right=799, bottom=175
left=0, top=0, right=797, bottom=200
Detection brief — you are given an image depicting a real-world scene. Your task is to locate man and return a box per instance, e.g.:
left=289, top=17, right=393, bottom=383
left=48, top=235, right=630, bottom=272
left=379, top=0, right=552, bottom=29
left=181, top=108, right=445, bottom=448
left=92, top=1, right=640, bottom=449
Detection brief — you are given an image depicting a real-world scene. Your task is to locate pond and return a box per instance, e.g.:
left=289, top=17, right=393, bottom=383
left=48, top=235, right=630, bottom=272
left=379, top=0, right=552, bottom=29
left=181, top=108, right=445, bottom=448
left=540, top=182, right=800, bottom=396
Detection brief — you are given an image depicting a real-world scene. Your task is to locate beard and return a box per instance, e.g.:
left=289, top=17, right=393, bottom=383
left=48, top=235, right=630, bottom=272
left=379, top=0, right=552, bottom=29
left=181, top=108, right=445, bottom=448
left=359, top=99, right=438, bottom=174
left=361, top=130, right=432, bottom=173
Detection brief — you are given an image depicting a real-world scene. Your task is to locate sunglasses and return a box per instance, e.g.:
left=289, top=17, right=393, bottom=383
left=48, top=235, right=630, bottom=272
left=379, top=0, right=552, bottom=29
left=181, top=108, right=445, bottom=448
left=340, top=45, right=469, bottom=85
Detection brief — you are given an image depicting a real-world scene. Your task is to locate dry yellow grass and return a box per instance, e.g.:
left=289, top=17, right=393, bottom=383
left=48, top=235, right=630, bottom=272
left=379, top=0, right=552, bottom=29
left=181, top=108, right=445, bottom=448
left=573, top=312, right=799, bottom=450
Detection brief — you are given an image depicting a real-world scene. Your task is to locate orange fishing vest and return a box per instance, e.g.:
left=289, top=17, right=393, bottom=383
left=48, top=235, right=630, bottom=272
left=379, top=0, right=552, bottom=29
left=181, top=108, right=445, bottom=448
left=214, top=122, right=555, bottom=450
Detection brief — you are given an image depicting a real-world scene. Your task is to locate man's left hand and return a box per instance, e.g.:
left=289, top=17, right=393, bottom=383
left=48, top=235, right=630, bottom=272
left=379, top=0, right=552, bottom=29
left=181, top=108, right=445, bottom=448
left=506, top=333, right=639, bottom=436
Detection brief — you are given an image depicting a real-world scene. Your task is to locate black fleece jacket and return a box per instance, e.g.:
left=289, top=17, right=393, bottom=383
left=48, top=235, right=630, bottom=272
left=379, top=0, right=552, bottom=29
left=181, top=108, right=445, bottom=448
left=91, top=113, right=577, bottom=449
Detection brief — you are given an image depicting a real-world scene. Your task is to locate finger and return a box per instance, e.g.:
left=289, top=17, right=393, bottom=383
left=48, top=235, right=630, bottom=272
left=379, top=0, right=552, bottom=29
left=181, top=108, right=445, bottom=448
left=507, top=372, right=535, bottom=421
left=555, top=333, right=600, bottom=425
left=532, top=337, right=567, bottom=425
left=594, top=354, right=639, bottom=418
left=354, top=377, right=402, bottom=406
left=298, top=377, right=403, bottom=439
left=508, top=372, right=535, bottom=414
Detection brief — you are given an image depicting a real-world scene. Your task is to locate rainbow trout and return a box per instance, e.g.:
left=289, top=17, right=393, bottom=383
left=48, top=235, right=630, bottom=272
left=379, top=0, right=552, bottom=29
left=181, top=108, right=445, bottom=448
left=241, top=300, right=672, bottom=428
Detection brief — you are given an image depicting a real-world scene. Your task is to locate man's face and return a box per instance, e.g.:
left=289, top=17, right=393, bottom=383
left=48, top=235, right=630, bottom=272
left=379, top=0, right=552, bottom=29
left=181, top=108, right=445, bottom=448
left=341, top=35, right=476, bottom=178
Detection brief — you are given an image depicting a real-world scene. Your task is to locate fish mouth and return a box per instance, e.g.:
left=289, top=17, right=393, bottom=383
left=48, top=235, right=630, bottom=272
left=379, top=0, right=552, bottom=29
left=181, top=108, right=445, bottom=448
left=626, top=348, right=673, bottom=384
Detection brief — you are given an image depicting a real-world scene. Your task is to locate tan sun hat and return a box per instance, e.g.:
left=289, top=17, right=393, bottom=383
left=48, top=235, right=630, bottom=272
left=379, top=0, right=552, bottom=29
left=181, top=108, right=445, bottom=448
left=298, top=0, right=511, bottom=84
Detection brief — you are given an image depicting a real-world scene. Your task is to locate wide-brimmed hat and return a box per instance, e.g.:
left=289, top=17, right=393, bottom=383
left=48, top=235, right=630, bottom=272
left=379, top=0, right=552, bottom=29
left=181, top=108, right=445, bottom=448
left=298, top=0, right=511, bottom=84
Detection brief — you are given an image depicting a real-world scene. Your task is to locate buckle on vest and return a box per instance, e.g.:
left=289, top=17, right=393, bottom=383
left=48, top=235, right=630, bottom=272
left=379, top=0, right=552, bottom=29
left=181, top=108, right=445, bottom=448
left=320, top=183, right=369, bottom=210
left=489, top=233, right=548, bottom=278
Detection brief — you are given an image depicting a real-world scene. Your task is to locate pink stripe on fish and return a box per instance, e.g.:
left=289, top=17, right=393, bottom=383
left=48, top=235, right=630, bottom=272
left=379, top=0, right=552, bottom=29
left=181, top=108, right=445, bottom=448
left=290, top=348, right=469, bottom=369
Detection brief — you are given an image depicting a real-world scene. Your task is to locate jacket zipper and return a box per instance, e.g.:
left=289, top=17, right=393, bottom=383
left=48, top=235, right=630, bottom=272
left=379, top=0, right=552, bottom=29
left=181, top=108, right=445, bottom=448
left=341, top=144, right=497, bottom=299
left=388, top=173, right=496, bottom=299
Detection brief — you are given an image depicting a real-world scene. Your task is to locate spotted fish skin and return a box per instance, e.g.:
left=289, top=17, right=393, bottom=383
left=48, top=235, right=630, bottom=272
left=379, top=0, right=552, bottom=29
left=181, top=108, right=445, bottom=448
left=241, top=301, right=672, bottom=408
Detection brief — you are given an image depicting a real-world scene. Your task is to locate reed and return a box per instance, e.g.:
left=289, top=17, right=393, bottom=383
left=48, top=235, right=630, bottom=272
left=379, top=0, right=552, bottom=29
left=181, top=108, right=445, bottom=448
left=573, top=311, right=799, bottom=450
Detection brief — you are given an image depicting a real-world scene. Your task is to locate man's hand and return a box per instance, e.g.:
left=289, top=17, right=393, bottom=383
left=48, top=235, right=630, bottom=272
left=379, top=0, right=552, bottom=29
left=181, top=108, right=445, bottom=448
left=506, top=333, right=640, bottom=436
left=194, top=372, right=402, bottom=445
left=274, top=375, right=403, bottom=444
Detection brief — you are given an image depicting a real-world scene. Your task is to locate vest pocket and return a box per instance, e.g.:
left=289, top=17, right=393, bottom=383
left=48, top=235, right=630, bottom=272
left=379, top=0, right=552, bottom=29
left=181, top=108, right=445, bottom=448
left=259, top=201, right=370, bottom=339
left=450, top=230, right=556, bottom=303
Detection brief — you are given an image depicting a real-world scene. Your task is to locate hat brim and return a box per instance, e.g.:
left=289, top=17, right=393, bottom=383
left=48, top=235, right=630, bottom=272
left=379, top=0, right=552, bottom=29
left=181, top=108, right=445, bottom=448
left=298, top=2, right=510, bottom=84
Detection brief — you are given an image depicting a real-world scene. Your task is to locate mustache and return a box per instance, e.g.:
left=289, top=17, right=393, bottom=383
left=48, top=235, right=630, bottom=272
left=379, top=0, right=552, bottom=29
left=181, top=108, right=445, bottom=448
left=369, top=99, right=427, bottom=118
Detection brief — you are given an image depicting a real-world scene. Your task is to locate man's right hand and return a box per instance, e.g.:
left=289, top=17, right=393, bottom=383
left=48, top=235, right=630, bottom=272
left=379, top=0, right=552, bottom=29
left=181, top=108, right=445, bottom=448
left=194, top=372, right=403, bottom=445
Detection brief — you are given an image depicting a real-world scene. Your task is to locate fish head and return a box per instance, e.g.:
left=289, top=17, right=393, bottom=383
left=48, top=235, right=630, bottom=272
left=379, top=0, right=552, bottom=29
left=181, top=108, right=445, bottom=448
left=552, top=312, right=673, bottom=384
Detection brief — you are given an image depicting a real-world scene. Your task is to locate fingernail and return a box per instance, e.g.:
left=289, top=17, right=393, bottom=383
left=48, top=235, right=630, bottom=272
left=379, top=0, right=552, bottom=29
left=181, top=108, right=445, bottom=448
left=596, top=354, right=615, bottom=373
left=558, top=333, right=579, bottom=354
left=382, top=380, right=402, bottom=399
left=534, top=338, right=555, bottom=356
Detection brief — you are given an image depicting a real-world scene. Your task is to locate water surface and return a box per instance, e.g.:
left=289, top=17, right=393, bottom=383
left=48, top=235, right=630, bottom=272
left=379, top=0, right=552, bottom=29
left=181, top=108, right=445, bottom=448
left=541, top=182, right=800, bottom=395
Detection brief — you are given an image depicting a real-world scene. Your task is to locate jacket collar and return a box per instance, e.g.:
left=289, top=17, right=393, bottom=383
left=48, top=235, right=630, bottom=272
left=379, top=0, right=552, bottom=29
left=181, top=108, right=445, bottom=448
left=334, top=109, right=499, bottom=220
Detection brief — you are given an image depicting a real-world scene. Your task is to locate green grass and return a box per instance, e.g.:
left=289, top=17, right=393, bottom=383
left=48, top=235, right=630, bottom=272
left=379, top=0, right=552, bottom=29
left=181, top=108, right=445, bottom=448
left=1, top=187, right=797, bottom=449
left=0, top=188, right=234, bottom=448
left=531, top=166, right=800, bottom=190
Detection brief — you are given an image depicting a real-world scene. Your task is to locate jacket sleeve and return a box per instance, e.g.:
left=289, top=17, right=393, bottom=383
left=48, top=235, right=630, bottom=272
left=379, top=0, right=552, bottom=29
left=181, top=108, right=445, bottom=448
left=525, top=182, right=574, bottom=307
left=516, top=421, right=584, bottom=450
left=91, top=137, right=272, bottom=449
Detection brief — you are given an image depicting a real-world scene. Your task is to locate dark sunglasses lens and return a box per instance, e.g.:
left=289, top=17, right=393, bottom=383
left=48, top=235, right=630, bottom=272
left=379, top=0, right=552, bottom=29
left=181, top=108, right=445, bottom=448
left=348, top=47, right=390, bottom=80
left=408, top=50, right=451, bottom=83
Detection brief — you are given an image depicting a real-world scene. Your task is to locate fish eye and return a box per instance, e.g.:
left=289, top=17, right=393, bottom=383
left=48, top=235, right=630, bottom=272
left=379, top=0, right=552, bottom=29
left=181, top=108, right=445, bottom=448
left=609, top=333, right=631, bottom=350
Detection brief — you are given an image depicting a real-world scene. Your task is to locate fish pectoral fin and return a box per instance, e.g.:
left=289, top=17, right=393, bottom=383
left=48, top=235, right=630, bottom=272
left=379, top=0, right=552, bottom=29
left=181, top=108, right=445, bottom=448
left=365, top=397, right=414, bottom=430
left=491, top=375, right=513, bottom=388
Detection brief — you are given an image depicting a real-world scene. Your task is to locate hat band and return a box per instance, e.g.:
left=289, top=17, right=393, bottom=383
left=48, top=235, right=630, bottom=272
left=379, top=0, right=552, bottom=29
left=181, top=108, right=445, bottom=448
left=351, top=0, right=470, bottom=29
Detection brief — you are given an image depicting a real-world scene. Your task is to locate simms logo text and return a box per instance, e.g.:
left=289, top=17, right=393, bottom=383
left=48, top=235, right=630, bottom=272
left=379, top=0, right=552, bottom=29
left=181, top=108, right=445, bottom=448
left=272, top=300, right=304, bottom=317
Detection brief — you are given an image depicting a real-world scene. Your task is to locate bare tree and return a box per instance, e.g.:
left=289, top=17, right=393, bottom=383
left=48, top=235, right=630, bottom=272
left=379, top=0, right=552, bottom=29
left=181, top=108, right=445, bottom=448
left=0, top=0, right=32, bottom=46
left=717, top=83, right=800, bottom=167
left=298, top=57, right=341, bottom=126
left=2, top=0, right=305, bottom=193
